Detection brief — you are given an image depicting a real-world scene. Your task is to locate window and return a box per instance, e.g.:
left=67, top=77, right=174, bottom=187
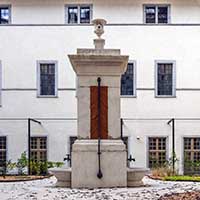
left=37, top=61, right=58, bottom=97
left=155, top=61, right=176, bottom=97
left=0, top=137, right=6, bottom=171
left=31, top=137, right=47, bottom=162
left=66, top=5, right=92, bottom=24
left=184, top=138, right=200, bottom=175
left=121, top=62, right=136, bottom=96
left=0, top=6, right=11, bottom=24
left=144, top=5, right=170, bottom=24
left=0, top=61, right=2, bottom=106
left=148, top=137, right=167, bottom=168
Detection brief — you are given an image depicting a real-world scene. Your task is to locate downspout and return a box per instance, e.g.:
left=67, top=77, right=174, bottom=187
left=121, top=118, right=123, bottom=140
left=97, top=77, right=103, bottom=179
left=28, top=118, right=31, bottom=175
left=167, top=118, right=175, bottom=174
left=172, top=118, right=175, bottom=174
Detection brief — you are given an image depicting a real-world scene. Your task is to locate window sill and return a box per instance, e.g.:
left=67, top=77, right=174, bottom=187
left=65, top=22, right=91, bottom=25
left=155, top=95, right=176, bottom=98
left=37, top=95, right=58, bottom=98
left=120, top=95, right=137, bottom=98
left=144, top=23, right=170, bottom=25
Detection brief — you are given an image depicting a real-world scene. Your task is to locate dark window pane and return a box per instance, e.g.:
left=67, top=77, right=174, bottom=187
left=30, top=137, right=47, bottom=163
left=80, top=6, right=90, bottom=23
left=0, top=7, right=10, bottom=24
left=68, top=6, right=78, bottom=24
left=145, top=6, right=156, bottom=24
left=158, top=6, right=168, bottom=24
left=157, top=63, right=173, bottom=96
left=184, top=138, right=200, bottom=175
left=40, top=63, right=56, bottom=96
left=40, top=137, right=47, bottom=149
left=121, top=63, right=134, bottom=96
left=0, top=137, right=6, bottom=168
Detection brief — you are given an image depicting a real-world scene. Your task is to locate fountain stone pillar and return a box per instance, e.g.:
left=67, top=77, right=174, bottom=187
left=68, top=19, right=129, bottom=188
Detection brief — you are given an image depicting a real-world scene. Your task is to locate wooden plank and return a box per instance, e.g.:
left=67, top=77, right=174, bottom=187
left=90, top=86, right=108, bottom=139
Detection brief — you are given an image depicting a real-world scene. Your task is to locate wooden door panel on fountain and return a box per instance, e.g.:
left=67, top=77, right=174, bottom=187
left=90, top=86, right=108, bottom=139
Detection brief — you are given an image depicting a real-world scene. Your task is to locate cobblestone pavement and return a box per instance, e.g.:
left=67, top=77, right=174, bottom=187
left=0, top=176, right=200, bottom=200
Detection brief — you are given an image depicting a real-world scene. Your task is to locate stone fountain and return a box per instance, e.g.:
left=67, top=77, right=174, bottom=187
left=49, top=19, right=149, bottom=188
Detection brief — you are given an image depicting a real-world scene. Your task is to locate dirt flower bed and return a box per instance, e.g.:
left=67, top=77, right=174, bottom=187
left=0, top=175, right=51, bottom=182
left=159, top=191, right=200, bottom=200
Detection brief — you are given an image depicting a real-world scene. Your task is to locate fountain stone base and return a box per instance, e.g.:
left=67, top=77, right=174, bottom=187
left=71, top=139, right=127, bottom=188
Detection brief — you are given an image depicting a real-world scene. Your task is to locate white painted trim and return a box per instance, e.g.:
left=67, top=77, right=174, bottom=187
left=37, top=60, right=58, bottom=98
left=155, top=60, right=176, bottom=98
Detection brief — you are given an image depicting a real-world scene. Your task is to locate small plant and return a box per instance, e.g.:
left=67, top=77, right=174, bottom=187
left=151, top=153, right=179, bottom=178
left=55, top=162, right=64, bottom=168
left=0, top=162, right=6, bottom=178
left=40, top=162, right=48, bottom=175
left=47, top=161, right=64, bottom=169
left=16, top=151, right=28, bottom=175
left=151, top=166, right=176, bottom=178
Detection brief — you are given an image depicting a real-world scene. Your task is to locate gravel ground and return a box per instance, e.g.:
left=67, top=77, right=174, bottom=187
left=0, top=176, right=200, bottom=200
left=159, top=191, right=200, bottom=200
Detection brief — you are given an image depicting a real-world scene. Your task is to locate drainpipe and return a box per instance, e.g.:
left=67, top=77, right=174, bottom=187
left=28, top=118, right=41, bottom=175
left=121, top=118, right=123, bottom=140
left=97, top=77, right=103, bottom=179
left=167, top=118, right=175, bottom=174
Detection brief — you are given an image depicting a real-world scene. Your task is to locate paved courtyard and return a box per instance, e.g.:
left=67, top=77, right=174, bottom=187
left=0, top=176, right=200, bottom=200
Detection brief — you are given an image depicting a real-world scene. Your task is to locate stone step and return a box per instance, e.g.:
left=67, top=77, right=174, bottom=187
left=127, top=167, right=150, bottom=187
left=48, top=168, right=71, bottom=187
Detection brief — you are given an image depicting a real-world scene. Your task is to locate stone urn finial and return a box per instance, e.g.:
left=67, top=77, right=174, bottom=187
left=92, top=19, right=107, bottom=39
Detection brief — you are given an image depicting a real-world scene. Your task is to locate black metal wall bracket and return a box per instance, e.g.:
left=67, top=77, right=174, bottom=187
left=128, top=155, right=136, bottom=163
left=63, top=154, right=71, bottom=162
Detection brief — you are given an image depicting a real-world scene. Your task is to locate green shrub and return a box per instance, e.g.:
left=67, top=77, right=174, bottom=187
left=164, top=176, right=200, bottom=182
left=16, top=152, right=28, bottom=175
left=55, top=162, right=64, bottom=168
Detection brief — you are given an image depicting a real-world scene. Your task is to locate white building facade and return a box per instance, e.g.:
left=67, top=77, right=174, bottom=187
left=0, top=0, right=200, bottom=175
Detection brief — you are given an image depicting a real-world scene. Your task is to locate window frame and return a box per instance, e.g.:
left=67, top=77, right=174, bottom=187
left=183, top=137, right=200, bottom=175
left=37, top=60, right=58, bottom=98
left=143, top=4, right=171, bottom=24
left=65, top=4, right=93, bottom=24
left=0, top=5, right=11, bottom=25
left=0, top=136, right=7, bottom=170
left=147, top=136, right=168, bottom=168
left=155, top=60, right=176, bottom=98
left=120, top=60, right=137, bottom=98
left=30, top=136, right=48, bottom=162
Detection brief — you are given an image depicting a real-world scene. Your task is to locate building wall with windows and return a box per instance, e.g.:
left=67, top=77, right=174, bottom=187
left=1, top=0, right=200, bottom=24
left=1, top=0, right=200, bottom=174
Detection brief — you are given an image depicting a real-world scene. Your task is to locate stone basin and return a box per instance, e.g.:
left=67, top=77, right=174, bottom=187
left=48, top=168, right=71, bottom=187
left=127, top=167, right=150, bottom=187
left=49, top=167, right=150, bottom=188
